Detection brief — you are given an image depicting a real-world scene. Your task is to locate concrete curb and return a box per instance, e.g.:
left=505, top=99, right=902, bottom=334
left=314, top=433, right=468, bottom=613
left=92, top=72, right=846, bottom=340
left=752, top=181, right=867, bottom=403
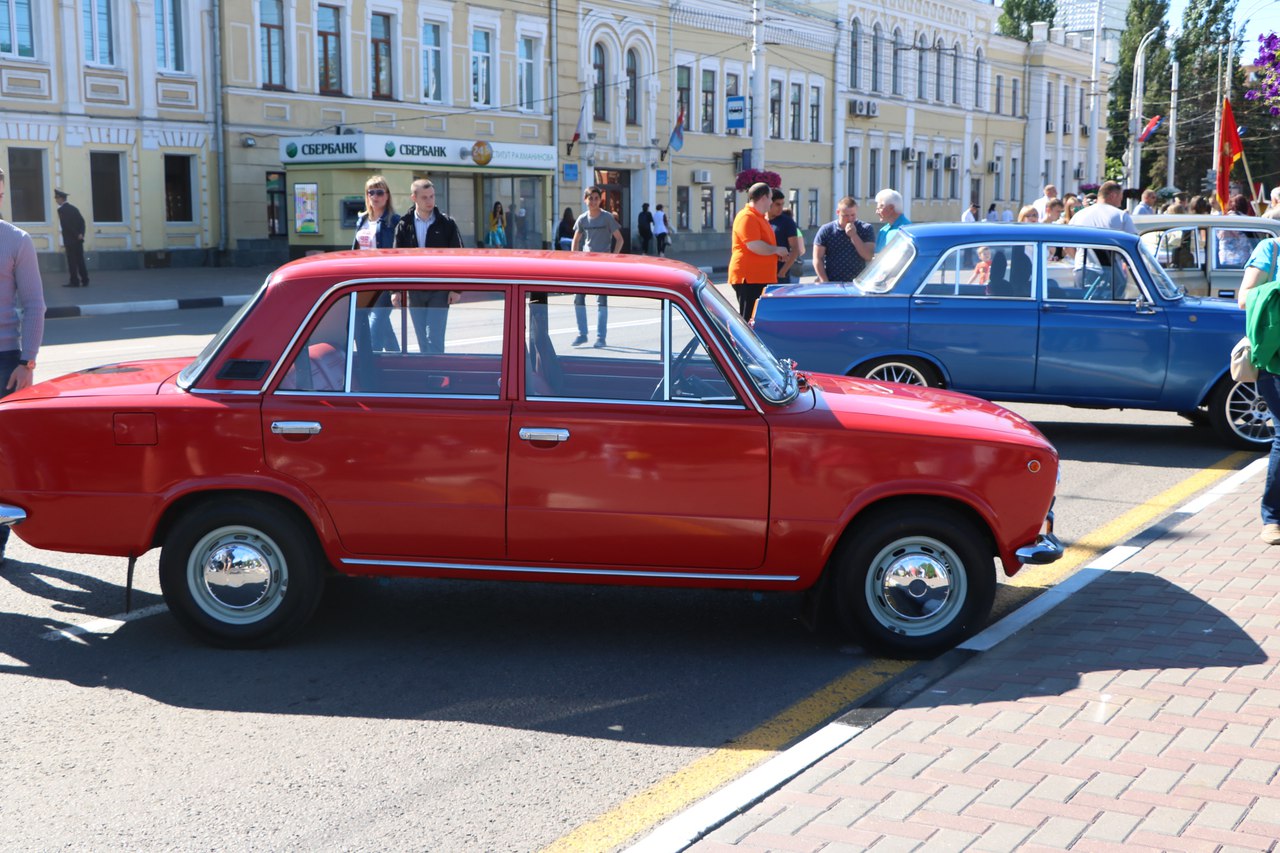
left=625, top=457, right=1269, bottom=852
left=45, top=294, right=253, bottom=320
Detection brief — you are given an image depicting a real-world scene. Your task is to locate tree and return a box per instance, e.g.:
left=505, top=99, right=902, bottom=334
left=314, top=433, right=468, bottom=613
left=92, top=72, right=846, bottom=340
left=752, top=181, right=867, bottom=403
left=1105, top=0, right=1172, bottom=189
left=1166, top=0, right=1238, bottom=195
left=997, top=0, right=1057, bottom=41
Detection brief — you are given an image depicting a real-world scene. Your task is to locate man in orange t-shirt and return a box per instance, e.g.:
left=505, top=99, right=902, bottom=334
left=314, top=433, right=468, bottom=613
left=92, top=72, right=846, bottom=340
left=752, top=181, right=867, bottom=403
left=728, top=182, right=790, bottom=318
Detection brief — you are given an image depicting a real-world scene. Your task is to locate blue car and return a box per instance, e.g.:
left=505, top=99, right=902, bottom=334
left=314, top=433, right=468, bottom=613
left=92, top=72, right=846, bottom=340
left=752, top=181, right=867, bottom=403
left=753, top=223, right=1269, bottom=450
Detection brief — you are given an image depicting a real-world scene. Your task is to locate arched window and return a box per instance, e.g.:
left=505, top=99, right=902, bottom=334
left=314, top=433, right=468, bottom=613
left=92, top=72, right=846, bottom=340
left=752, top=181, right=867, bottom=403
left=973, top=47, right=984, bottom=109
left=625, top=49, right=638, bottom=125
left=951, top=41, right=961, bottom=104
left=849, top=19, right=861, bottom=89
left=592, top=43, right=607, bottom=120
left=871, top=24, right=883, bottom=93
left=891, top=28, right=903, bottom=96
left=916, top=34, right=928, bottom=99
left=934, top=38, right=945, bottom=100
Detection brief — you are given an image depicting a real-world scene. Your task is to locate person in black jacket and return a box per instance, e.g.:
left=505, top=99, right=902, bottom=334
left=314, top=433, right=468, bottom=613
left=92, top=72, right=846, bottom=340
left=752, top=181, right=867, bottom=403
left=391, top=179, right=463, bottom=353
left=352, top=175, right=401, bottom=350
left=54, top=189, right=89, bottom=287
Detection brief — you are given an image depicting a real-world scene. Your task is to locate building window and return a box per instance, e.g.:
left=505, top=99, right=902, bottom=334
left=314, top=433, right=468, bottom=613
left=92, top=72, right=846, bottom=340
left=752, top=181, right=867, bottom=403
left=422, top=22, right=442, bottom=102
left=847, top=146, right=860, bottom=198
left=726, top=72, right=740, bottom=136
left=849, top=19, right=861, bottom=90
left=769, top=79, right=782, bottom=138
left=723, top=188, right=734, bottom=230
left=164, top=155, right=193, bottom=222
left=789, top=83, right=802, bottom=140
left=701, top=69, right=716, bottom=133
left=592, top=42, right=606, bottom=120
left=371, top=13, right=392, bottom=99
left=889, top=148, right=899, bottom=192
left=261, top=0, right=285, bottom=89
left=6, top=148, right=43, bottom=222
left=807, top=189, right=819, bottom=230
left=948, top=162, right=958, bottom=199
left=1011, top=158, right=1019, bottom=200
left=472, top=29, right=493, bottom=106
left=934, top=38, right=945, bottom=101
left=915, top=155, right=925, bottom=199
left=518, top=37, right=537, bottom=111
left=994, top=157, right=1003, bottom=200
left=916, top=34, right=928, bottom=100
left=676, top=186, right=690, bottom=231
left=317, top=5, right=342, bottom=95
left=266, top=171, right=286, bottom=237
left=868, top=148, right=880, bottom=198
left=1, top=0, right=35, bottom=58
left=951, top=41, right=961, bottom=104
left=89, top=151, right=123, bottom=223
left=1011, top=78, right=1020, bottom=117
left=700, top=186, right=714, bottom=230
left=891, top=29, right=903, bottom=95
left=809, top=85, right=820, bottom=141
left=871, top=24, right=882, bottom=93
left=1079, top=84, right=1086, bottom=126
left=995, top=75, right=1003, bottom=116
left=1062, top=83, right=1070, bottom=126
left=676, top=65, right=691, bottom=127
left=625, top=49, right=638, bottom=124
left=931, top=157, right=941, bottom=199
left=82, top=0, right=113, bottom=64
left=154, top=0, right=183, bottom=70
left=973, top=48, right=983, bottom=109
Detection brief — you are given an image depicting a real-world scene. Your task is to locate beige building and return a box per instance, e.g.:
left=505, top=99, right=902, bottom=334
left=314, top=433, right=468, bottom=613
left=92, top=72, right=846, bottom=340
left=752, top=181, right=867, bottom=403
left=0, top=0, right=1110, bottom=271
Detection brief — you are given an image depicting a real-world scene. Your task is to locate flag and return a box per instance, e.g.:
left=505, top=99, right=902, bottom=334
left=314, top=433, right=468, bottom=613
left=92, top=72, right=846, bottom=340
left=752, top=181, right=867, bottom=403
left=668, top=108, right=685, bottom=153
left=567, top=103, right=586, bottom=156
left=1136, top=115, right=1162, bottom=143
left=1217, top=98, right=1244, bottom=210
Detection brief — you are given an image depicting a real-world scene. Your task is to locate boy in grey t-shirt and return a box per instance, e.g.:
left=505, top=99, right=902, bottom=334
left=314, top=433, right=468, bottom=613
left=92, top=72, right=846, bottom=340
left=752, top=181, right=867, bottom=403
left=571, top=186, right=623, bottom=346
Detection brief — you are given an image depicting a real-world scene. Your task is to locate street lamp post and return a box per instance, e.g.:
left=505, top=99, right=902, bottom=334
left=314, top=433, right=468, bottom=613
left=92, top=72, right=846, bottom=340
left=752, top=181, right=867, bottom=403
left=1127, top=27, right=1160, bottom=194
left=751, top=0, right=766, bottom=171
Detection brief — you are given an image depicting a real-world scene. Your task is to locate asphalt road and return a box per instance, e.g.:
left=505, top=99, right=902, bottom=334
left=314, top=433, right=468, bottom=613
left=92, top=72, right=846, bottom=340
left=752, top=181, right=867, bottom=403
left=0, top=306, right=1258, bottom=850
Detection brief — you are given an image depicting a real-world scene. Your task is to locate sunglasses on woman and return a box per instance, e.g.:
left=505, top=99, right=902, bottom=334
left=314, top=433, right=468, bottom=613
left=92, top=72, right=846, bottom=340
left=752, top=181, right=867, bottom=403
left=367, top=188, right=387, bottom=196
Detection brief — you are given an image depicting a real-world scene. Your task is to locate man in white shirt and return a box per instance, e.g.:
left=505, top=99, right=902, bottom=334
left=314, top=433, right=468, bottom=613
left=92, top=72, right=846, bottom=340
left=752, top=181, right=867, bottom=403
left=1133, top=189, right=1157, bottom=216
left=1068, top=181, right=1138, bottom=235
left=1031, top=184, right=1059, bottom=220
left=961, top=202, right=979, bottom=223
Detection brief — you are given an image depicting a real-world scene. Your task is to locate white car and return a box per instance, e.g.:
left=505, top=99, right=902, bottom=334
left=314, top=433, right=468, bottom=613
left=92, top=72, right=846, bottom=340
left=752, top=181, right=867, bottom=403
left=1135, top=214, right=1280, bottom=299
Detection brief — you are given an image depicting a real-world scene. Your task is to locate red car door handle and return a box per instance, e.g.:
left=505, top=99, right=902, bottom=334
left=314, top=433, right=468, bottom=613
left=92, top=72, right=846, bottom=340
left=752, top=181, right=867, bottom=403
left=519, top=427, right=570, bottom=443
left=271, top=421, right=322, bottom=435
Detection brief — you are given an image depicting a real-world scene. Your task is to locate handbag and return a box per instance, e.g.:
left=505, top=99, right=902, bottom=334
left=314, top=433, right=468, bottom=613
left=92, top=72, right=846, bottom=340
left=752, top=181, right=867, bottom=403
left=1231, top=335, right=1257, bottom=382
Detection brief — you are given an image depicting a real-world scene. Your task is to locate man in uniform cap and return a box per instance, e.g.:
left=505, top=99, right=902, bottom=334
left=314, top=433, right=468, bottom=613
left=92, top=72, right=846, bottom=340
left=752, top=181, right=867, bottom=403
left=54, top=189, right=89, bottom=287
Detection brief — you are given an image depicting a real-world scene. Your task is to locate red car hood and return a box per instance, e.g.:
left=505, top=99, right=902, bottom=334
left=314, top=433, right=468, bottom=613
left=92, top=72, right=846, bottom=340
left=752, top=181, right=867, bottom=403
left=3, top=357, right=192, bottom=401
left=804, top=371, right=1053, bottom=448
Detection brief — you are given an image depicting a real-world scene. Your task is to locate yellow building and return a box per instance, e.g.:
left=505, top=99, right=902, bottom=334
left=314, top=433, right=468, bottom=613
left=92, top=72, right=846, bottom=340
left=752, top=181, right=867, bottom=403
left=0, top=0, right=1110, bottom=270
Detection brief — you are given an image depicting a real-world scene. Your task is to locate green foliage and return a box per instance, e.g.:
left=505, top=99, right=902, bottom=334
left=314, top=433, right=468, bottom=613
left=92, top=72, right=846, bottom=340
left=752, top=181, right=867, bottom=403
left=996, top=0, right=1057, bottom=41
left=1105, top=0, right=1172, bottom=182
left=1104, top=156, right=1125, bottom=182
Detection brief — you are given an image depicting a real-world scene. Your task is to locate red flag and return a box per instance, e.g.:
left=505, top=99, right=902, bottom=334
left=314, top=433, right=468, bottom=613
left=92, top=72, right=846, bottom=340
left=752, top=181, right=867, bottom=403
left=567, top=103, right=586, bottom=156
left=1217, top=98, right=1244, bottom=210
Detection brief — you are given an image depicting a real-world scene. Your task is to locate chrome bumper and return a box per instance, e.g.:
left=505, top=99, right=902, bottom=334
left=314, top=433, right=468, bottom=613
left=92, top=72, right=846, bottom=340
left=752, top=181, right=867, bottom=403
left=1015, top=509, right=1063, bottom=565
left=0, top=504, right=27, bottom=528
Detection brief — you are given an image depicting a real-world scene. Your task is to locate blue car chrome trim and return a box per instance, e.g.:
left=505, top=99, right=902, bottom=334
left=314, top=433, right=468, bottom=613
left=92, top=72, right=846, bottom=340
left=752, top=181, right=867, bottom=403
left=339, top=557, right=800, bottom=583
left=0, top=504, right=27, bottom=527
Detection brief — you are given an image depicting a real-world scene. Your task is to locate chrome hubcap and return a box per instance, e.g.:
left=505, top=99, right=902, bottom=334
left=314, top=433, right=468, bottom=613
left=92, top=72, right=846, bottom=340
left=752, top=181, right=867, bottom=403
left=188, top=526, right=288, bottom=624
left=867, top=362, right=928, bottom=386
left=1227, top=382, right=1274, bottom=444
left=865, top=536, right=966, bottom=636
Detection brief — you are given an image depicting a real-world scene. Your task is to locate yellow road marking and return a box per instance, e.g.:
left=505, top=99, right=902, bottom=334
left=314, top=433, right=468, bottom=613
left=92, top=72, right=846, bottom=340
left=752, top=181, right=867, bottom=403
left=543, top=449, right=1252, bottom=852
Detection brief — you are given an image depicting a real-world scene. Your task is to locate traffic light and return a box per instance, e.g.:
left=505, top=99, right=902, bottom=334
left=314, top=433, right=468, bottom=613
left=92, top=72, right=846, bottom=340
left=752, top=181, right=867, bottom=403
left=1202, top=169, right=1217, bottom=195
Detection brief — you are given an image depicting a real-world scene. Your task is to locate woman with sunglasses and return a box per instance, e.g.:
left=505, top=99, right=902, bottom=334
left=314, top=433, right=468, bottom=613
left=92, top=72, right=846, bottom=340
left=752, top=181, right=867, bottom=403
left=352, top=176, right=400, bottom=350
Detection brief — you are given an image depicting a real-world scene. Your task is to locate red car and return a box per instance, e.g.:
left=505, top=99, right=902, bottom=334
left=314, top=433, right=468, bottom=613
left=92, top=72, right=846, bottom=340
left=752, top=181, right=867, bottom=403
left=0, top=251, right=1061, bottom=657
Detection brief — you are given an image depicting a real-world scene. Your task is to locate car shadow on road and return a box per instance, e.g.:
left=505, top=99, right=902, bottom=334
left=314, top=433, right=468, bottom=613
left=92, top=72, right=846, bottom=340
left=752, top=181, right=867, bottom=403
left=1029, top=418, right=1259, bottom=465
left=854, top=569, right=1266, bottom=724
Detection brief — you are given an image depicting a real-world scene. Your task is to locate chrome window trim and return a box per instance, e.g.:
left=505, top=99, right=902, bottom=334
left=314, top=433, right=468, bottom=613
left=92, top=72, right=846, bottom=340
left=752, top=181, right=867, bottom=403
left=524, top=395, right=745, bottom=410
left=274, top=390, right=504, bottom=401
left=339, top=557, right=798, bottom=583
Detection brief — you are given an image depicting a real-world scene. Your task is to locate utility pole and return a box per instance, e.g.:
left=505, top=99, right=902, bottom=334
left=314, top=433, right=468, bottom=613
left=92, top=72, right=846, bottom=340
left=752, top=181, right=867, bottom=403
left=1167, top=60, right=1177, bottom=190
left=751, top=0, right=766, bottom=171
left=1127, top=27, right=1160, bottom=194
left=1087, top=1, right=1101, bottom=184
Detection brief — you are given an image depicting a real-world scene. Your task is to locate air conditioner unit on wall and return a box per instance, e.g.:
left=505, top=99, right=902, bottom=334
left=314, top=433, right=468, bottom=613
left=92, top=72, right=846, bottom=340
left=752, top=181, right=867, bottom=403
left=692, top=169, right=712, bottom=184
left=946, top=154, right=960, bottom=171
left=1081, top=125, right=1091, bottom=137
left=987, top=161, right=997, bottom=174
left=1073, top=166, right=1084, bottom=180
left=931, top=154, right=943, bottom=171
left=900, top=146, right=914, bottom=159
left=340, top=126, right=363, bottom=135
left=1046, top=119, right=1056, bottom=133
left=1063, top=122, right=1073, bottom=135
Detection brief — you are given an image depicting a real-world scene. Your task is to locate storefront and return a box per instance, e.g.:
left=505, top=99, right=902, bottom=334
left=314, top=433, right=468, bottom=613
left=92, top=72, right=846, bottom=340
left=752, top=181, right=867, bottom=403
left=277, top=133, right=556, bottom=257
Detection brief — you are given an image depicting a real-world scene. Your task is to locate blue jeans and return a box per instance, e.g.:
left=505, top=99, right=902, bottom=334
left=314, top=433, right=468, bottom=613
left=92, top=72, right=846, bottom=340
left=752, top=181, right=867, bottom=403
left=1254, top=370, right=1280, bottom=524
left=574, top=294, right=608, bottom=340
left=0, top=349, right=17, bottom=552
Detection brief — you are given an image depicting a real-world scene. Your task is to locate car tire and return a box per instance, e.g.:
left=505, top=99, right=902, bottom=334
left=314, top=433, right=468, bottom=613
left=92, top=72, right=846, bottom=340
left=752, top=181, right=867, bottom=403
left=1207, top=379, right=1273, bottom=451
left=159, top=498, right=326, bottom=648
left=832, top=506, right=995, bottom=659
left=854, top=357, right=942, bottom=387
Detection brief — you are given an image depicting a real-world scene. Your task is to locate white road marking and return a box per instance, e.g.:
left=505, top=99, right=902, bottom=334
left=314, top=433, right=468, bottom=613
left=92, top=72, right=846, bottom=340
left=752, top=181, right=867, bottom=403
left=40, top=603, right=169, bottom=643
left=122, top=323, right=182, bottom=331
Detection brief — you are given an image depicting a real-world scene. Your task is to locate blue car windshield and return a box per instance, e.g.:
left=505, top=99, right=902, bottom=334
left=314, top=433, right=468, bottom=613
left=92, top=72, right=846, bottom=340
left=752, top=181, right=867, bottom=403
left=1136, top=240, right=1184, bottom=300
left=855, top=235, right=916, bottom=293
left=696, top=279, right=797, bottom=405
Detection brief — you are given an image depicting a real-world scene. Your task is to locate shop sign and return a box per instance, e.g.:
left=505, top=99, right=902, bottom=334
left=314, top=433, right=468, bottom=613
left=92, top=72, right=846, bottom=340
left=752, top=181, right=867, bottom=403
left=280, top=133, right=556, bottom=170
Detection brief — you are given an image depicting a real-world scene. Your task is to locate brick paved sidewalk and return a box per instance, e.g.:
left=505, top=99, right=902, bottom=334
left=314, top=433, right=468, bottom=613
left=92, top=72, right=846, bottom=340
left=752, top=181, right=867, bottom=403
left=692, top=468, right=1280, bottom=852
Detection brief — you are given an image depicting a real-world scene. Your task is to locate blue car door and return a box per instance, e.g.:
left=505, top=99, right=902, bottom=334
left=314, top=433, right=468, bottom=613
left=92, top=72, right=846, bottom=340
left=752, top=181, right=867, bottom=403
left=908, top=242, right=1039, bottom=393
left=1036, top=244, right=1169, bottom=402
